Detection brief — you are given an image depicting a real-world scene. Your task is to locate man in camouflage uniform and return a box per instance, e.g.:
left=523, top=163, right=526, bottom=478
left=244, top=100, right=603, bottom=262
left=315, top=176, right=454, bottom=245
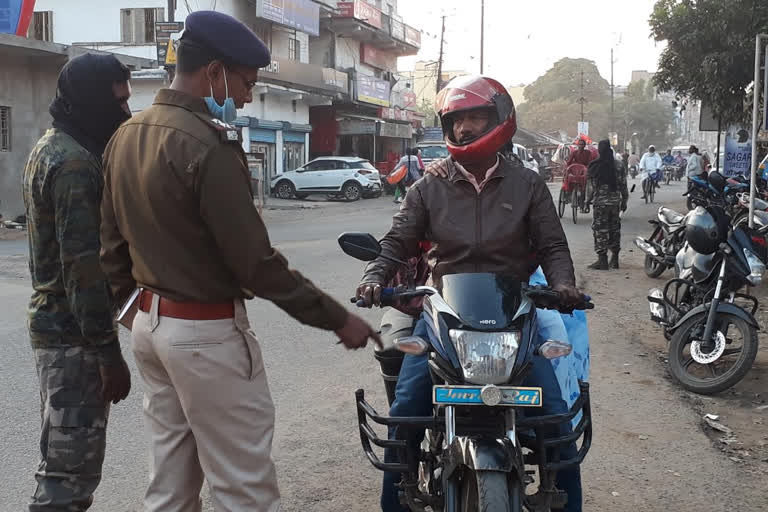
left=22, top=54, right=133, bottom=511
left=586, top=139, right=629, bottom=270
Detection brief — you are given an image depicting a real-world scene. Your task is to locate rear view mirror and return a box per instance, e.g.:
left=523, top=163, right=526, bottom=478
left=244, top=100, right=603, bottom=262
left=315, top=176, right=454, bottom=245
left=338, top=232, right=382, bottom=261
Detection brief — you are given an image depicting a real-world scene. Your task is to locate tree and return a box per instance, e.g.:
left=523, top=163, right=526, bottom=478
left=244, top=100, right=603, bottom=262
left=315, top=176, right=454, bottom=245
left=650, top=0, right=768, bottom=127
left=417, top=98, right=436, bottom=127
left=523, top=58, right=610, bottom=105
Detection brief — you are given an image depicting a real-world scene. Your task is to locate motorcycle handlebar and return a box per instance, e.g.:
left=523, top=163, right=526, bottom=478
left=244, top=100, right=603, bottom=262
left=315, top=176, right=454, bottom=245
left=351, top=286, right=595, bottom=312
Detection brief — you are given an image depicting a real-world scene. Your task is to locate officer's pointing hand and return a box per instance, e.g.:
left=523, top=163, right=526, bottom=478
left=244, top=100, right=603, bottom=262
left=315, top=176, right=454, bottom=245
left=335, top=313, right=383, bottom=350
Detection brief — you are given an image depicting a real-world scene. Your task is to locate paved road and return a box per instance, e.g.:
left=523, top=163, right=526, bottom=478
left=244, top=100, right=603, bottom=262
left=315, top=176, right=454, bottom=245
left=1, top=182, right=766, bottom=511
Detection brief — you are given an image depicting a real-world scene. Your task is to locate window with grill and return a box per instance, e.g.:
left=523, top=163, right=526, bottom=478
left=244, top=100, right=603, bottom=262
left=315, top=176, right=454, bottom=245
left=288, top=37, right=300, bottom=61
left=27, top=11, right=53, bottom=41
left=0, top=107, right=10, bottom=152
left=120, top=8, right=165, bottom=44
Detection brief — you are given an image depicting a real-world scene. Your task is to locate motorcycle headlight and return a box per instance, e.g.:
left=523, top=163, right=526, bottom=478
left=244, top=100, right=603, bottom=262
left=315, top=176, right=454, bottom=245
left=744, top=248, right=765, bottom=285
left=449, top=330, right=520, bottom=385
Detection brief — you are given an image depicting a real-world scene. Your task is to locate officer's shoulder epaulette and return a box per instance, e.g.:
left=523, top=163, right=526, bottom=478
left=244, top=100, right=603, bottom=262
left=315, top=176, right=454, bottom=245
left=193, top=112, right=240, bottom=144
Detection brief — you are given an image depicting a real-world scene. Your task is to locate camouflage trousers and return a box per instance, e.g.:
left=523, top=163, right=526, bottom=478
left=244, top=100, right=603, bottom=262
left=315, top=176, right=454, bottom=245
left=592, top=204, right=621, bottom=254
left=30, top=346, right=109, bottom=511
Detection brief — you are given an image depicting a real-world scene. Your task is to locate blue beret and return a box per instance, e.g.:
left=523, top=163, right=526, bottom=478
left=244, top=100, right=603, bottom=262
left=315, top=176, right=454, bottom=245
left=183, top=10, right=270, bottom=69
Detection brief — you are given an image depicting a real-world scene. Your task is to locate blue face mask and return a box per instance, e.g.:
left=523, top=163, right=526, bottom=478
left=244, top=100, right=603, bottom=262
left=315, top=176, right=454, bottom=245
left=204, top=68, right=237, bottom=123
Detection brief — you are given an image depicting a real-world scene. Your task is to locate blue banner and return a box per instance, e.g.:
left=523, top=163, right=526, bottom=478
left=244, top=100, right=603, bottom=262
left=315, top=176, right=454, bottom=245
left=723, top=125, right=752, bottom=177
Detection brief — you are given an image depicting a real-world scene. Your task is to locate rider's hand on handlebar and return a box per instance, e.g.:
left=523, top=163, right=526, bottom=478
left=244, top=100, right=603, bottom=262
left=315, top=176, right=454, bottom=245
left=335, top=312, right=383, bottom=350
left=356, top=282, right=382, bottom=307
left=553, top=283, right=583, bottom=307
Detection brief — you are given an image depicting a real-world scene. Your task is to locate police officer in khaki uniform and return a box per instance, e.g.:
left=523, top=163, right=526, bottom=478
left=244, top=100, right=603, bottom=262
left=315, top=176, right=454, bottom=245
left=99, top=11, right=380, bottom=512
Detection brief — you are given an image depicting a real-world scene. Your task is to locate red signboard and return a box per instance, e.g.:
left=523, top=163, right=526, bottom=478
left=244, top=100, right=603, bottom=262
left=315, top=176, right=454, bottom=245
left=404, top=25, right=421, bottom=47
left=360, top=44, right=395, bottom=71
left=378, top=106, right=419, bottom=122
left=335, top=0, right=381, bottom=29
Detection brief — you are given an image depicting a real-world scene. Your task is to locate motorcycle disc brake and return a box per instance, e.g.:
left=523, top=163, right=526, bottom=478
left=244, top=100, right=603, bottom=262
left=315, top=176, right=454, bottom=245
left=691, top=331, right=727, bottom=364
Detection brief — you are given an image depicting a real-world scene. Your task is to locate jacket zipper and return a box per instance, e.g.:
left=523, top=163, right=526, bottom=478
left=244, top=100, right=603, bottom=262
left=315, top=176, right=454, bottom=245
left=475, top=192, right=481, bottom=273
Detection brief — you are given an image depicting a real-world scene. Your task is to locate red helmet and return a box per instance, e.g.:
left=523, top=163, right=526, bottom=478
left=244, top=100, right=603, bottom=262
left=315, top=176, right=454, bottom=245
left=435, top=75, right=517, bottom=164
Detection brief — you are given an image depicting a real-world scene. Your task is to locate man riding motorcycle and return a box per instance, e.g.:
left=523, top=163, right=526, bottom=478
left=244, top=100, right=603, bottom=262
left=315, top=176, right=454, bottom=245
left=639, top=145, right=663, bottom=199
left=355, top=75, right=585, bottom=512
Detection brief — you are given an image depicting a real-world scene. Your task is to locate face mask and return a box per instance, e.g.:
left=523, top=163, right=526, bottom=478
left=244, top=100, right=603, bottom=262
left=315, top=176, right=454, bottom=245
left=204, top=68, right=237, bottom=123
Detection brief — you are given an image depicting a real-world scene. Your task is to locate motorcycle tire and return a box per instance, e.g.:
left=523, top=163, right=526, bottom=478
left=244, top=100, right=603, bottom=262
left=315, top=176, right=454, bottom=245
left=644, top=253, right=666, bottom=278
left=686, top=196, right=695, bottom=211
left=666, top=174, right=672, bottom=185
left=668, top=312, right=758, bottom=395
left=459, top=470, right=519, bottom=512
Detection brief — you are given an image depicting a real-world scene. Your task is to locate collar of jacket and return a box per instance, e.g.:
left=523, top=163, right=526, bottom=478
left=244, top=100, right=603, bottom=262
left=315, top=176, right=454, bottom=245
left=448, top=153, right=507, bottom=184
left=153, top=88, right=209, bottom=115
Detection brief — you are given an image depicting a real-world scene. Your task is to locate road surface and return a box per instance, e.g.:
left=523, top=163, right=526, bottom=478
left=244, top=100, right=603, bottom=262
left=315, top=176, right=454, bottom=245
left=0, top=181, right=765, bottom=511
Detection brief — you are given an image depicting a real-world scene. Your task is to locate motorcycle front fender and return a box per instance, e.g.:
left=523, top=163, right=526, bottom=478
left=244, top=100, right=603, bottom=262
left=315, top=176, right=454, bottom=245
left=667, top=302, right=760, bottom=334
left=442, top=436, right=522, bottom=480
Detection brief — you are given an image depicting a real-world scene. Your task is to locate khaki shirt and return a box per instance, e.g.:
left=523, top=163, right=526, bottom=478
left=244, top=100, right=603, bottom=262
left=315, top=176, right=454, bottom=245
left=100, top=89, right=347, bottom=331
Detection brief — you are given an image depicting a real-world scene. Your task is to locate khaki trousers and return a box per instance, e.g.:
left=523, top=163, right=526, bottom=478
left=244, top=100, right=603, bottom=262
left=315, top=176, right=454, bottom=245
left=131, top=296, right=280, bottom=512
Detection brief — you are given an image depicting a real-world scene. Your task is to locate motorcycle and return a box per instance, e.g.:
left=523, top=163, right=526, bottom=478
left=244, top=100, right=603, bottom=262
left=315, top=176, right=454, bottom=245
left=634, top=206, right=690, bottom=278
left=663, top=164, right=676, bottom=185
left=338, top=232, right=594, bottom=512
left=645, top=209, right=764, bottom=394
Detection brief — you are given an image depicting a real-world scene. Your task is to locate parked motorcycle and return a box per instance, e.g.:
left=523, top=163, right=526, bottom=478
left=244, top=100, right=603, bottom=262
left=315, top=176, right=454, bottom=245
left=338, top=232, right=594, bottom=512
left=645, top=207, right=764, bottom=394
left=634, top=206, right=689, bottom=278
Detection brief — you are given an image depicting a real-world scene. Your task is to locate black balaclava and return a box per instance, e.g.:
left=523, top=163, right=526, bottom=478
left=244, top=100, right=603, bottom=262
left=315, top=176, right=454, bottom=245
left=592, top=139, right=618, bottom=191
left=49, top=53, right=132, bottom=156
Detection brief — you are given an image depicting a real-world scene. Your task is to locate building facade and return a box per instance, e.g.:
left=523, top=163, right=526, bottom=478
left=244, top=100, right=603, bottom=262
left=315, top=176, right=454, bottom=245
left=29, top=0, right=421, bottom=183
left=0, top=33, right=154, bottom=219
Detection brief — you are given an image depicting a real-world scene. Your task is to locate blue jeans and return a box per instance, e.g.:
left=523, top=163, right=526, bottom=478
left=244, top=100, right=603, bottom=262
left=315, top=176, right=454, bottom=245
left=380, top=319, right=583, bottom=512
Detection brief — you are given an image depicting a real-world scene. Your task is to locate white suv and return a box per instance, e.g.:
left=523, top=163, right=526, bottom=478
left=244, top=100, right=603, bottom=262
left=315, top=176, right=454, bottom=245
left=271, top=157, right=382, bottom=201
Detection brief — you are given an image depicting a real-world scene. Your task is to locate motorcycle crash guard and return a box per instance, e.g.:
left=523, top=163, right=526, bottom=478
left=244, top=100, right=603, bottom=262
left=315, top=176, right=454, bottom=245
left=667, top=301, right=760, bottom=335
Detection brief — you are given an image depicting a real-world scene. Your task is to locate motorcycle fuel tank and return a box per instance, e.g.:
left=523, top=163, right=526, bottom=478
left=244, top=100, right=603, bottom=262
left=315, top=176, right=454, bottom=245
left=691, top=253, right=718, bottom=283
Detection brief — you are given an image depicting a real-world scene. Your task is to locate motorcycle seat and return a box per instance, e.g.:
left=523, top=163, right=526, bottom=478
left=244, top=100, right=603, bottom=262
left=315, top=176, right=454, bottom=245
left=659, top=207, right=685, bottom=226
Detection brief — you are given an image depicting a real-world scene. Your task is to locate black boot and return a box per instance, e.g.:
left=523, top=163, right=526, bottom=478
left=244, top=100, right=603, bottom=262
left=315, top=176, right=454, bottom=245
left=609, top=251, right=620, bottom=269
left=588, top=253, right=609, bottom=270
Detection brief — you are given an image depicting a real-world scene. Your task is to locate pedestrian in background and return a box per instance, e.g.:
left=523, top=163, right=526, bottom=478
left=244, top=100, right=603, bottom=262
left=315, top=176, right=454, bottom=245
left=391, top=148, right=420, bottom=203
left=586, top=139, right=628, bottom=270
left=22, top=53, right=133, bottom=511
left=99, top=11, right=379, bottom=511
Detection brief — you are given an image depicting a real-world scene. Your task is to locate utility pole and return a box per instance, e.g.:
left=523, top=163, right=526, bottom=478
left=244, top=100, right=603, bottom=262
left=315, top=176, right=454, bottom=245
left=167, top=0, right=175, bottom=21
left=434, top=15, right=446, bottom=126
left=580, top=69, right=585, bottom=122
left=480, top=0, right=484, bottom=74
left=610, top=47, right=615, bottom=135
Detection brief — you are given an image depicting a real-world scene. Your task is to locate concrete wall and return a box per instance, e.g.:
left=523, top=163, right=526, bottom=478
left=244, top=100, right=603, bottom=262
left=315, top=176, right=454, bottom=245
left=271, top=26, right=309, bottom=64
left=240, top=93, right=309, bottom=125
left=34, top=0, right=256, bottom=60
left=128, top=79, right=167, bottom=112
left=0, top=52, right=65, bottom=218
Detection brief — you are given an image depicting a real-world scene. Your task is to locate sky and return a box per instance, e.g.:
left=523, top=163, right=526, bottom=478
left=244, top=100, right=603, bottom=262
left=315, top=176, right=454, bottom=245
left=397, top=0, right=666, bottom=88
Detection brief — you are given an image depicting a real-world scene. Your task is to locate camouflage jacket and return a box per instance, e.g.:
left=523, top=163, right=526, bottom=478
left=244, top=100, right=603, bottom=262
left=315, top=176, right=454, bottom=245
left=587, top=161, right=629, bottom=208
left=22, top=128, right=120, bottom=364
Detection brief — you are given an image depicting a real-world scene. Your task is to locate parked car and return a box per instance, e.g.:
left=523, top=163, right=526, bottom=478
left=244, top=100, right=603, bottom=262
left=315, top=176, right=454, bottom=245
left=270, top=157, right=382, bottom=201
left=416, top=140, right=450, bottom=168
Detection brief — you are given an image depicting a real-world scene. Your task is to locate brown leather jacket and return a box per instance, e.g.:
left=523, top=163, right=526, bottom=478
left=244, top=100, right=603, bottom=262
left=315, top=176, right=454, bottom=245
left=361, top=156, right=575, bottom=289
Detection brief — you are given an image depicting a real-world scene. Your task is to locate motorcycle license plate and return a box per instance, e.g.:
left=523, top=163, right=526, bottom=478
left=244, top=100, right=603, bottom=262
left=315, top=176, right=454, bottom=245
left=432, top=385, right=542, bottom=407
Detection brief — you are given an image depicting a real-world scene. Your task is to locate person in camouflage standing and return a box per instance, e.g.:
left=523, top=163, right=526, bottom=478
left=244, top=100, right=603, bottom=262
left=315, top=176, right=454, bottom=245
left=22, top=54, right=133, bottom=511
left=586, top=139, right=628, bottom=270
